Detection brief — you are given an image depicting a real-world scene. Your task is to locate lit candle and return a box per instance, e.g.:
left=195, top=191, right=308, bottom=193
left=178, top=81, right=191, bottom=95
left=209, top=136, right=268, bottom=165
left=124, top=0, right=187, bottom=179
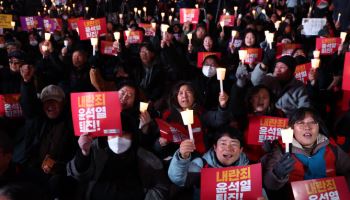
left=151, top=22, right=156, bottom=29
left=171, top=8, right=175, bottom=13
left=266, top=33, right=274, bottom=49
left=38, top=11, right=41, bottom=16
left=281, top=128, right=294, bottom=153
left=143, top=7, right=147, bottom=18
left=64, top=40, right=68, bottom=47
left=268, top=4, right=271, bottom=9
left=75, top=27, right=80, bottom=35
left=238, top=14, right=242, bottom=19
left=252, top=10, right=256, bottom=18
left=160, top=24, right=169, bottom=38
left=139, top=102, right=149, bottom=128
left=275, top=21, right=281, bottom=30
left=124, top=30, right=130, bottom=42
left=169, top=15, right=173, bottom=23
left=114, top=32, right=120, bottom=41
left=262, top=9, right=266, bottom=16
left=311, top=58, right=320, bottom=69
left=219, top=21, right=225, bottom=30
left=137, top=10, right=141, bottom=16
left=180, top=109, right=194, bottom=141
left=72, top=3, right=75, bottom=8
left=11, top=21, right=15, bottom=30
left=85, top=6, right=89, bottom=13
left=119, top=13, right=123, bottom=19
left=340, top=32, right=347, bottom=44
left=161, top=12, right=165, bottom=21
left=223, top=8, right=226, bottom=14
left=134, top=7, right=137, bottom=13
left=231, top=30, right=237, bottom=43
left=216, top=68, right=226, bottom=93
left=44, top=33, right=51, bottom=41
left=238, top=50, right=247, bottom=63
left=281, top=16, right=285, bottom=22
left=337, top=13, right=341, bottom=22
left=308, top=6, right=312, bottom=15
left=90, top=37, right=98, bottom=56
left=187, top=33, right=192, bottom=44
left=195, top=4, right=198, bottom=9
left=313, top=50, right=320, bottom=59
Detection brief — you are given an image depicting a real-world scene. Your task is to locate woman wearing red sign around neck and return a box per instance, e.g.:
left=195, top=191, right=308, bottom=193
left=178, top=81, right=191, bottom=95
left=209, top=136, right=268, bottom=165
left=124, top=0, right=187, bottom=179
left=262, top=107, right=350, bottom=199
left=67, top=111, right=169, bottom=200
left=168, top=126, right=251, bottom=200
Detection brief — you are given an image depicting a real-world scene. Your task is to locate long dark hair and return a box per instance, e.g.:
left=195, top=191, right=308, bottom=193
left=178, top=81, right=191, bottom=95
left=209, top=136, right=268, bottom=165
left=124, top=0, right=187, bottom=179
left=244, top=85, right=276, bottom=115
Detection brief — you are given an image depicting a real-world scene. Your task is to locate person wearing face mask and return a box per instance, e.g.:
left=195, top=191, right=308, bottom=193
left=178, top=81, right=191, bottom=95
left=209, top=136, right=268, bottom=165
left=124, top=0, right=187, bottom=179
left=67, top=111, right=169, bottom=200
left=192, top=55, right=232, bottom=110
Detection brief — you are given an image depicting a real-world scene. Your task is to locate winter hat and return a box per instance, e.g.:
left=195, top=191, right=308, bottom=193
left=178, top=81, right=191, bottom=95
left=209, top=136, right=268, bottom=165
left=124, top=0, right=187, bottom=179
left=40, top=85, right=65, bottom=102
left=276, top=55, right=297, bottom=72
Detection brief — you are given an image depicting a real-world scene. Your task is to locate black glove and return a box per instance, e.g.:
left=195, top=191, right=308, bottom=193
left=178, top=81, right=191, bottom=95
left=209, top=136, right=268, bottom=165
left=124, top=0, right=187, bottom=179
left=272, top=153, right=296, bottom=179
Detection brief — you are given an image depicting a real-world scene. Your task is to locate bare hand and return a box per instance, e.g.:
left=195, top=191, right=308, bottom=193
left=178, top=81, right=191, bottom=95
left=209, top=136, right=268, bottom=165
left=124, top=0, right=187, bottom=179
left=159, top=137, right=168, bottom=147
left=20, top=64, right=35, bottom=82
left=179, top=139, right=195, bottom=159
left=139, top=111, right=151, bottom=128
left=218, top=92, right=229, bottom=108
left=78, top=134, right=93, bottom=156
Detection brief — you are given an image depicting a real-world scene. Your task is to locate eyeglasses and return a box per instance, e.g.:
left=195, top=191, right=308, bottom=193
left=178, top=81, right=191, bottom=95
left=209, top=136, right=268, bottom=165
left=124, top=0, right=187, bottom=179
left=294, top=120, right=318, bottom=128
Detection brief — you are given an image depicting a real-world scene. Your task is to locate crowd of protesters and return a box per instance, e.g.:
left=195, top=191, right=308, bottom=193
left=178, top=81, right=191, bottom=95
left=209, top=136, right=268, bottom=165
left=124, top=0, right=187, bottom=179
left=1, top=0, right=350, bottom=200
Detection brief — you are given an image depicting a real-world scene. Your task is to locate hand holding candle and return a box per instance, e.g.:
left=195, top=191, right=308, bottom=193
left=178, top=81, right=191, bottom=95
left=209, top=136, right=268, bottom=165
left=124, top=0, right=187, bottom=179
left=11, top=21, right=15, bottom=30
left=313, top=50, right=320, bottom=59
left=180, top=109, right=194, bottom=141
left=216, top=68, right=226, bottom=93
left=311, top=58, right=320, bottom=69
left=340, top=32, right=347, bottom=44
left=187, top=33, right=193, bottom=44
left=281, top=128, right=294, bottom=153
left=45, top=33, right=51, bottom=41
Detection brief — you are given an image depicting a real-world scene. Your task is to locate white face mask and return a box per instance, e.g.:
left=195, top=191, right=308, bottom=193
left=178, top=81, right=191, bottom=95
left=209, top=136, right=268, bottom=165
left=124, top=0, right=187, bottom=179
left=202, top=65, right=216, bottom=77
left=108, top=137, right=131, bottom=154
left=29, top=40, right=38, bottom=46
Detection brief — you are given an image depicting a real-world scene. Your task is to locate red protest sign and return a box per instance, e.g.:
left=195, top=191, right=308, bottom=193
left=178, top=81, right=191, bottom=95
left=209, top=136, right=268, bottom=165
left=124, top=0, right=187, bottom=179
left=342, top=52, right=350, bottom=91
left=155, top=118, right=188, bottom=144
left=276, top=43, right=302, bottom=58
left=241, top=48, right=263, bottom=64
left=291, top=176, right=350, bottom=200
left=138, top=23, right=156, bottom=37
left=219, top=15, right=235, bottom=27
left=100, top=41, right=117, bottom=56
left=294, top=63, right=312, bottom=84
left=180, top=8, right=200, bottom=24
left=68, top=17, right=83, bottom=30
left=43, top=18, right=62, bottom=32
left=315, top=37, right=341, bottom=55
left=77, top=18, right=107, bottom=40
left=197, top=52, right=222, bottom=68
left=124, top=30, right=144, bottom=44
left=0, top=94, right=23, bottom=118
left=245, top=116, right=288, bottom=145
left=200, top=163, right=262, bottom=200
left=70, top=92, right=122, bottom=137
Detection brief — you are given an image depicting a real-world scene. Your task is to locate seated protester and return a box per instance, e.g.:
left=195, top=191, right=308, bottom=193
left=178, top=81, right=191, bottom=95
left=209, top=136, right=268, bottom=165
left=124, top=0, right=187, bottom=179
left=60, top=49, right=96, bottom=93
left=250, top=55, right=311, bottom=117
left=262, top=107, right=350, bottom=199
left=191, top=55, right=232, bottom=110
left=168, top=127, right=249, bottom=200
left=14, top=64, right=76, bottom=199
left=66, top=112, right=169, bottom=200
left=0, top=50, right=25, bottom=94
left=156, top=81, right=230, bottom=164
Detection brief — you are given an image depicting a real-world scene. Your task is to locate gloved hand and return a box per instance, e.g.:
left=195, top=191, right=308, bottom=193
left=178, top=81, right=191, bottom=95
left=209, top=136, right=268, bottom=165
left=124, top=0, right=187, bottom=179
left=272, top=153, right=295, bottom=179
left=235, top=63, right=249, bottom=87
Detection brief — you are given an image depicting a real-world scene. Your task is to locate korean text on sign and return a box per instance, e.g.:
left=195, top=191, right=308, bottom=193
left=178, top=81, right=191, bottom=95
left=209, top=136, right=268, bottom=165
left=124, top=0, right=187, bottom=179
left=258, top=117, right=288, bottom=142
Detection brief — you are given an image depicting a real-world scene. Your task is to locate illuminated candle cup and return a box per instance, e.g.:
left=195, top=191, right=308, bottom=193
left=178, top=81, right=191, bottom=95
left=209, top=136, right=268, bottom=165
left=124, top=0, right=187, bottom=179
left=216, top=68, right=226, bottom=93
left=238, top=50, right=247, bottom=63
left=281, top=128, right=294, bottom=153
left=311, top=58, right=320, bottom=69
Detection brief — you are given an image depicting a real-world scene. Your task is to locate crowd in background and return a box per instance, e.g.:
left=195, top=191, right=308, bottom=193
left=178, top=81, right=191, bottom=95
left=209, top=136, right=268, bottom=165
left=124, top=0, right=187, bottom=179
left=1, top=0, right=350, bottom=200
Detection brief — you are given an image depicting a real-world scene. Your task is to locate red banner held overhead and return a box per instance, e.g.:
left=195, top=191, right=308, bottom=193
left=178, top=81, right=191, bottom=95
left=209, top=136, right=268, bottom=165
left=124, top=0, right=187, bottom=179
left=294, top=63, right=312, bottom=84
left=241, top=48, right=263, bottom=64
left=342, top=52, right=350, bottom=91
left=291, top=176, right=350, bottom=200
left=68, top=17, right=83, bottom=30
left=197, top=52, right=222, bottom=68
left=77, top=18, right=107, bottom=40
left=276, top=43, right=302, bottom=58
left=245, top=116, right=288, bottom=145
left=71, top=92, right=122, bottom=137
left=124, top=30, right=144, bottom=44
left=315, top=37, right=341, bottom=55
left=180, top=8, right=200, bottom=24
left=138, top=23, right=156, bottom=37
left=100, top=41, right=117, bottom=56
left=43, top=18, right=63, bottom=32
left=0, top=94, right=23, bottom=118
left=201, top=163, right=262, bottom=200
left=219, top=15, right=235, bottom=27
